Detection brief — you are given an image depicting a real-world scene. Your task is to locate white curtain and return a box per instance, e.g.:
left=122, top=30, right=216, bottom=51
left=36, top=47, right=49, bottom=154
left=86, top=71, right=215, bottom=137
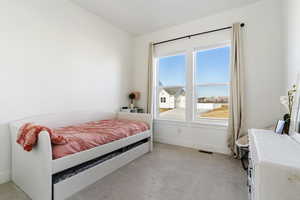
left=147, top=42, right=154, bottom=114
left=228, top=23, right=245, bottom=157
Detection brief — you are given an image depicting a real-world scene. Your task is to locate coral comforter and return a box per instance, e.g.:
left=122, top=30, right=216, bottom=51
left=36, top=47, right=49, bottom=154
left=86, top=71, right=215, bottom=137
left=17, top=119, right=149, bottom=159
left=17, top=119, right=150, bottom=159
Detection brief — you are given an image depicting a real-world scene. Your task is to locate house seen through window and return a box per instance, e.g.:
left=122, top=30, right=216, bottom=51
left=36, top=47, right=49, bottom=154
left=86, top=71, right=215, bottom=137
left=156, top=45, right=230, bottom=121
left=157, top=54, right=186, bottom=121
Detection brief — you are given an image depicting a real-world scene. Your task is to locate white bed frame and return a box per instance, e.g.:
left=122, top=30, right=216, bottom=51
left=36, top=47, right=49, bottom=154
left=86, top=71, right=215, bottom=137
left=9, top=111, right=153, bottom=200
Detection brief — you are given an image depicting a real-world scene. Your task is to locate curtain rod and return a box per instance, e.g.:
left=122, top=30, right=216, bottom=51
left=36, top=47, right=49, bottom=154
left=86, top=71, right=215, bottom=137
left=153, top=23, right=245, bottom=46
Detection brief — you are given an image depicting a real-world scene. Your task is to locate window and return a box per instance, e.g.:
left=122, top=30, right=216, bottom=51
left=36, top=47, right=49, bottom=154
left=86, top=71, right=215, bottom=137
left=194, top=46, right=230, bottom=120
left=160, top=97, right=166, bottom=103
left=156, top=54, right=186, bottom=121
left=154, top=43, right=230, bottom=123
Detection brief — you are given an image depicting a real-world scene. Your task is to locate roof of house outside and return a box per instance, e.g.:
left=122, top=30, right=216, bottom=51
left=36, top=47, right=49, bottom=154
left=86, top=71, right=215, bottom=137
left=163, top=87, right=185, bottom=97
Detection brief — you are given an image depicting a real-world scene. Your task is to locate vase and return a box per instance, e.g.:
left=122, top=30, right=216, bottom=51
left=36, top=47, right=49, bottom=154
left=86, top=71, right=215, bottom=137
left=130, top=103, right=134, bottom=109
left=283, top=113, right=290, bottom=134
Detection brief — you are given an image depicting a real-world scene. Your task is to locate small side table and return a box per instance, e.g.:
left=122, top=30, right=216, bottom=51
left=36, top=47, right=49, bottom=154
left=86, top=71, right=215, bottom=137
left=236, top=135, right=249, bottom=171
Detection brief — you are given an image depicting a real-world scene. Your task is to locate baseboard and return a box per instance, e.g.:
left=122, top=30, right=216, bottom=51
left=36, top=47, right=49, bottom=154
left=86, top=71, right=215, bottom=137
left=0, top=170, right=10, bottom=184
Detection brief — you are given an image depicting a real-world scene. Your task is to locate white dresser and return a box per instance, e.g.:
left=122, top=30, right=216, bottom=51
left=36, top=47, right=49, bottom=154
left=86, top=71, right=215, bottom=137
left=248, top=129, right=300, bottom=200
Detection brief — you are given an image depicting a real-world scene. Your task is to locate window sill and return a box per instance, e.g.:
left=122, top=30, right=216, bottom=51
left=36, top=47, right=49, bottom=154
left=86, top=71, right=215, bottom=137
left=154, top=118, right=228, bottom=130
left=192, top=118, right=228, bottom=127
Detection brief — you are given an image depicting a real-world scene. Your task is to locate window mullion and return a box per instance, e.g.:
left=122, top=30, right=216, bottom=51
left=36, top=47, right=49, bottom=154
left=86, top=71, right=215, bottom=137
left=155, top=59, right=159, bottom=119
left=186, top=49, right=194, bottom=122
left=196, top=83, right=229, bottom=87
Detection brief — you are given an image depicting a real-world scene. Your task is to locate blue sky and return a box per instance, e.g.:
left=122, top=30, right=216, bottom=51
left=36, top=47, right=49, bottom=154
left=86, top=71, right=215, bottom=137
left=159, top=46, right=230, bottom=97
left=159, top=54, right=186, bottom=86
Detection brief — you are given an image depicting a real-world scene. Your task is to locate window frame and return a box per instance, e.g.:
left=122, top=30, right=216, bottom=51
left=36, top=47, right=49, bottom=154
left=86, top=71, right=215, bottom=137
left=192, top=44, right=231, bottom=123
left=155, top=52, right=187, bottom=121
left=154, top=42, right=231, bottom=125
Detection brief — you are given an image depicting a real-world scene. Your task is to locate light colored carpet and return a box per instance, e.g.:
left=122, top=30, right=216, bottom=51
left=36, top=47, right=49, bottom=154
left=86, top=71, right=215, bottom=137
left=0, top=143, right=247, bottom=200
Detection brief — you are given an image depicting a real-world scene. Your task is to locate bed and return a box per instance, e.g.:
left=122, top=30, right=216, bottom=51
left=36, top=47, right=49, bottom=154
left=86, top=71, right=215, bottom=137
left=9, top=111, right=153, bottom=200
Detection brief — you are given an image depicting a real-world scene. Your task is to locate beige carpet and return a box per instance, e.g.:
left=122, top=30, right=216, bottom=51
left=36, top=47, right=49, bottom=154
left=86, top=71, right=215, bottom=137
left=0, top=143, right=247, bottom=200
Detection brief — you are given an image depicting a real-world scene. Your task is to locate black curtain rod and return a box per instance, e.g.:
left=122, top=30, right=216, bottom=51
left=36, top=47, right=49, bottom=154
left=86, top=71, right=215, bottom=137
left=153, top=23, right=245, bottom=46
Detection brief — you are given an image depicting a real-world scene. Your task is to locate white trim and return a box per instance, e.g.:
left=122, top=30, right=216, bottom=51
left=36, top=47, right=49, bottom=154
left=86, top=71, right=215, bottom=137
left=0, top=170, right=10, bottom=184
left=154, top=50, right=186, bottom=59
left=196, top=83, right=229, bottom=87
left=193, top=41, right=231, bottom=53
left=194, top=117, right=229, bottom=123
left=155, top=57, right=159, bottom=119
left=186, top=48, right=194, bottom=122
left=154, top=119, right=228, bottom=130
left=158, top=85, right=185, bottom=89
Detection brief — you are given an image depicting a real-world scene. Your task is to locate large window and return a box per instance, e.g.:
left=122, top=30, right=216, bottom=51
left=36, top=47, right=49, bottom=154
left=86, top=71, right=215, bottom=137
left=155, top=44, right=230, bottom=123
left=156, top=54, right=186, bottom=121
left=194, top=46, right=230, bottom=120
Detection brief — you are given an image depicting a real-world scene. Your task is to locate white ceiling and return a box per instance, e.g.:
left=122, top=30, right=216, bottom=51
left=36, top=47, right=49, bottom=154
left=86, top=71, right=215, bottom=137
left=72, top=0, right=260, bottom=35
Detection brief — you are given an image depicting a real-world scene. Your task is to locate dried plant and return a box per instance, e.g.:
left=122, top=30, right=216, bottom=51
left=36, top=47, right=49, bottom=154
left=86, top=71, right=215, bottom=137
left=281, top=85, right=297, bottom=115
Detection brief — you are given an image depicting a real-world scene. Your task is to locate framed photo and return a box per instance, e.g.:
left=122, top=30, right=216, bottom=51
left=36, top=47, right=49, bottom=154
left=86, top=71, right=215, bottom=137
left=275, top=120, right=285, bottom=134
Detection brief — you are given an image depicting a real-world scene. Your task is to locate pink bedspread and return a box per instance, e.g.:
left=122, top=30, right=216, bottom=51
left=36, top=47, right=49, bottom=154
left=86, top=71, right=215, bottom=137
left=17, top=123, right=67, bottom=152
left=52, top=119, right=149, bottom=159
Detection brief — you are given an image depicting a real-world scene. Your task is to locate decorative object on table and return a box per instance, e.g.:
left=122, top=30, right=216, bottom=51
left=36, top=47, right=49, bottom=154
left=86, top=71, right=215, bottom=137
left=120, top=106, right=144, bottom=113
left=137, top=108, right=144, bottom=113
left=280, top=84, right=297, bottom=134
left=289, top=74, right=300, bottom=142
left=274, top=120, right=285, bottom=134
left=120, top=107, right=131, bottom=113
left=128, top=92, right=140, bottom=109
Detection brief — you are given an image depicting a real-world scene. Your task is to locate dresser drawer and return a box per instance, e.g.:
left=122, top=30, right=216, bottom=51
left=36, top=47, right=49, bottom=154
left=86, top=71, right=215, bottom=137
left=248, top=129, right=300, bottom=200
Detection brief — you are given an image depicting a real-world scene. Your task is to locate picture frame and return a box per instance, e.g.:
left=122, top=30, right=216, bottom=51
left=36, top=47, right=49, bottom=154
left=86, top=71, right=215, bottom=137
left=275, top=120, right=285, bottom=134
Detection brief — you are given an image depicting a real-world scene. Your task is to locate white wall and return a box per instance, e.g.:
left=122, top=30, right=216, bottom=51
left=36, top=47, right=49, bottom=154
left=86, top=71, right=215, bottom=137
left=0, top=0, right=132, bottom=184
left=283, top=0, right=300, bottom=92
left=132, top=0, right=283, bottom=154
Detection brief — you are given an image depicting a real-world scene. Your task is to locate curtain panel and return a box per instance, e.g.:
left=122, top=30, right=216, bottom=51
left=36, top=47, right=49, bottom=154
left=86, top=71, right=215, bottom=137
left=228, top=23, right=245, bottom=157
left=147, top=42, right=154, bottom=114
